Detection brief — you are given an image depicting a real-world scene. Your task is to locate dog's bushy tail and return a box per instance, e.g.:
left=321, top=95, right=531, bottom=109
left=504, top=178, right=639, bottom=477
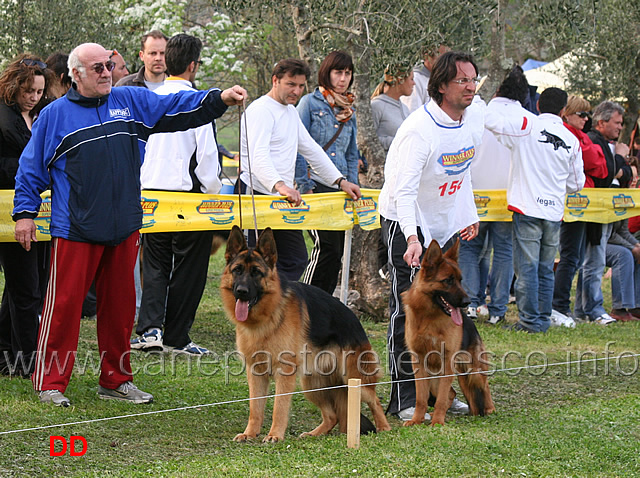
left=473, top=387, right=486, bottom=416
left=360, top=414, right=376, bottom=435
left=468, top=373, right=486, bottom=416
left=334, top=389, right=377, bottom=435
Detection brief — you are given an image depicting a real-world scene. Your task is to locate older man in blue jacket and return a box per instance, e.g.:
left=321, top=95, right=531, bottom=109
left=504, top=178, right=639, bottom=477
left=13, top=42, right=245, bottom=407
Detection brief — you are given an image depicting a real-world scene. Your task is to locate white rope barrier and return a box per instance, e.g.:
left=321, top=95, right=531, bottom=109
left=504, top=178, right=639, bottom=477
left=1, top=352, right=638, bottom=437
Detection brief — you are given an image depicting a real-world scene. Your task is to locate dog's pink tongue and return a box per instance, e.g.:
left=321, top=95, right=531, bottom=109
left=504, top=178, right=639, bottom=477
left=235, top=300, right=249, bottom=322
left=451, top=307, right=463, bottom=326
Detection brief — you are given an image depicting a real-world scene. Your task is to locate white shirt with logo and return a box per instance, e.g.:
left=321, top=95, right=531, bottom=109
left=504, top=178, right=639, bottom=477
left=484, top=97, right=585, bottom=221
left=379, top=99, right=484, bottom=246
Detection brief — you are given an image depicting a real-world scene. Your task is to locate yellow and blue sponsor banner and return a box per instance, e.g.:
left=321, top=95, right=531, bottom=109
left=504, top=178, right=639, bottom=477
left=475, top=188, right=640, bottom=223
left=1, top=188, right=638, bottom=242
left=0, top=189, right=381, bottom=242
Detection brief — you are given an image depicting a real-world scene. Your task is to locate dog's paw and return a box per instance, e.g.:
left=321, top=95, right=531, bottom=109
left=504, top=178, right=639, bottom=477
left=402, top=419, right=423, bottom=427
left=263, top=434, right=283, bottom=443
left=299, top=431, right=317, bottom=438
left=377, top=424, right=392, bottom=432
left=233, top=433, right=256, bottom=442
left=429, top=420, right=445, bottom=427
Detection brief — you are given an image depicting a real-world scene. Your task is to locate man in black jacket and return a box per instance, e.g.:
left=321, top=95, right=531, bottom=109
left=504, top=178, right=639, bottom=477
left=575, top=101, right=632, bottom=324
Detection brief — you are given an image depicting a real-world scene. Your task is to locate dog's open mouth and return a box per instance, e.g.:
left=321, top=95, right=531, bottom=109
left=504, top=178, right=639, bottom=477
left=437, top=295, right=463, bottom=326
left=234, top=298, right=257, bottom=322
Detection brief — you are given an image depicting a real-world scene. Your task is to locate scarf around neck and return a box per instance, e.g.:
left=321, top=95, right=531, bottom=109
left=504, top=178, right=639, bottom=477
left=319, top=86, right=355, bottom=123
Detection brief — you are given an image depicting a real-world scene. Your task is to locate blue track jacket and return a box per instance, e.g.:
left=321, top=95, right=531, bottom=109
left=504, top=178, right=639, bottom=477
left=13, top=86, right=228, bottom=245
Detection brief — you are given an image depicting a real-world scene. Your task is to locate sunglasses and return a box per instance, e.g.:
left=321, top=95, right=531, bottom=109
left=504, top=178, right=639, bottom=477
left=89, top=61, right=116, bottom=74
left=575, top=111, right=591, bottom=119
left=20, top=58, right=47, bottom=69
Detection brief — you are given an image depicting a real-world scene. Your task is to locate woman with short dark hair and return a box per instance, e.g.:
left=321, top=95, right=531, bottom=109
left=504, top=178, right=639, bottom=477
left=295, top=51, right=359, bottom=293
left=0, top=54, right=52, bottom=377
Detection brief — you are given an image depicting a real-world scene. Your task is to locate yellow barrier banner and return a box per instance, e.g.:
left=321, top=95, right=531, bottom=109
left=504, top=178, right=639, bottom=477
left=0, top=189, right=381, bottom=242
left=1, top=188, right=638, bottom=242
left=475, top=188, right=640, bottom=223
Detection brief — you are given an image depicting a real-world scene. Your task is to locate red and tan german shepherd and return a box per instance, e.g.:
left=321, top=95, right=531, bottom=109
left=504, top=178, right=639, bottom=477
left=402, top=239, right=495, bottom=426
left=221, top=226, right=390, bottom=442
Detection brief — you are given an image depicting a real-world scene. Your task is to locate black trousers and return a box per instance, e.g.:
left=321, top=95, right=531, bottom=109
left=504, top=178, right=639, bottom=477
left=300, top=183, right=345, bottom=294
left=238, top=181, right=308, bottom=281
left=136, top=230, right=214, bottom=348
left=0, top=241, right=48, bottom=376
left=381, top=217, right=457, bottom=414
left=247, top=228, right=308, bottom=282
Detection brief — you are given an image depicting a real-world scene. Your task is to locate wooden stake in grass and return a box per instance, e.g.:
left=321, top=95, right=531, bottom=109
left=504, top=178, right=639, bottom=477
left=347, top=378, right=361, bottom=449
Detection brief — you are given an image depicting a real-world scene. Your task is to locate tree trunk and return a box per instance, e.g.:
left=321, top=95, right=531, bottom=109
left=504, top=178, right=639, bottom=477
left=290, top=1, right=318, bottom=90
left=349, top=40, right=389, bottom=321
left=478, top=0, right=511, bottom=102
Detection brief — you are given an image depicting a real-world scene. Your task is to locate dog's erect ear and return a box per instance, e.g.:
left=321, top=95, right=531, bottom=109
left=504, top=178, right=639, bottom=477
left=421, top=239, right=443, bottom=273
left=225, top=225, right=248, bottom=264
left=444, top=238, right=460, bottom=262
left=256, top=227, right=278, bottom=269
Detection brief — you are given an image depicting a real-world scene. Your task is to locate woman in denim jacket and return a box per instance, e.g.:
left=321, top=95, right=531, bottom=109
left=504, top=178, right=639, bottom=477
left=295, top=51, right=359, bottom=293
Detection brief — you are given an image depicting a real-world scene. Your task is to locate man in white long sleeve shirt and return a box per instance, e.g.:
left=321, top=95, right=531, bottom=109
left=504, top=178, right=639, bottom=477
left=133, top=34, right=225, bottom=355
left=485, top=87, right=585, bottom=333
left=239, top=58, right=360, bottom=281
left=379, top=51, right=483, bottom=421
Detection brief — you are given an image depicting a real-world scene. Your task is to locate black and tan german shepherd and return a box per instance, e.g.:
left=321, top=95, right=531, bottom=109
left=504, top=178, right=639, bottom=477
left=402, top=239, right=495, bottom=426
left=221, top=226, right=391, bottom=442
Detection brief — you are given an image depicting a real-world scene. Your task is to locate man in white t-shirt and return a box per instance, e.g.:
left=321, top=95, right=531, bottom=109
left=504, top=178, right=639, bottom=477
left=239, top=59, right=360, bottom=280
left=379, top=51, right=484, bottom=421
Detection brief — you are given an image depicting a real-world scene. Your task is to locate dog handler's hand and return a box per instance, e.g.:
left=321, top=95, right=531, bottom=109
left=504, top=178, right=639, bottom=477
left=274, top=181, right=302, bottom=206
left=339, top=180, right=361, bottom=200
left=15, top=218, right=37, bottom=251
left=460, top=222, right=479, bottom=241
left=220, top=85, right=247, bottom=106
left=403, top=235, right=422, bottom=267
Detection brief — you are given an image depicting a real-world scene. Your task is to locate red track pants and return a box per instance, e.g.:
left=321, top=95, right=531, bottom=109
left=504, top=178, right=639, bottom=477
left=32, top=232, right=139, bottom=392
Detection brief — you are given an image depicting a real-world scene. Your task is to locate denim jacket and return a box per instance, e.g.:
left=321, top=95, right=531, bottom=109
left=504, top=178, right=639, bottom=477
left=295, top=89, right=358, bottom=192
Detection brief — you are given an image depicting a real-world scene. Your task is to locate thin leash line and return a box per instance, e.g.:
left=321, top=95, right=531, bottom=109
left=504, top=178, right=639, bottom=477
left=1, top=353, right=637, bottom=436
left=237, top=106, right=243, bottom=230
left=239, top=98, right=259, bottom=239
left=375, top=352, right=640, bottom=388
left=0, top=384, right=345, bottom=436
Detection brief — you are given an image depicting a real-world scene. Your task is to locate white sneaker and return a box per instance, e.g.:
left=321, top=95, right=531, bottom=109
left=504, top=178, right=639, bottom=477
left=448, top=397, right=469, bottom=415
left=477, top=304, right=489, bottom=317
left=466, top=306, right=477, bottom=319
left=396, top=407, right=431, bottom=422
left=550, top=309, right=576, bottom=328
left=593, top=313, right=617, bottom=325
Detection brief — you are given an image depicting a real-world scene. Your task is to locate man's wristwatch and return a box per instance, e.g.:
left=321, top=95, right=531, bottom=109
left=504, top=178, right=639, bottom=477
left=336, top=177, right=347, bottom=188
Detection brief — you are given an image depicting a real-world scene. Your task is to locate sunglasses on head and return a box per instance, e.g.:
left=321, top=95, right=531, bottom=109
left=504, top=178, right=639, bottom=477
left=20, top=58, right=47, bottom=69
left=575, top=111, right=591, bottom=119
left=89, top=61, right=116, bottom=74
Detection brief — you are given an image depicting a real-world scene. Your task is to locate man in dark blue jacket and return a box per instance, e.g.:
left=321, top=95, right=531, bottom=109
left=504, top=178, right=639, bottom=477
left=12, top=42, right=246, bottom=407
left=575, top=101, right=632, bottom=325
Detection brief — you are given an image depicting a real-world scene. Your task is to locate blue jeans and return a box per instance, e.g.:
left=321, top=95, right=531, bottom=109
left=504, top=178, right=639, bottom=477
left=459, top=221, right=513, bottom=316
left=606, top=243, right=640, bottom=309
left=512, top=213, right=561, bottom=332
left=575, top=223, right=613, bottom=319
left=552, top=221, right=586, bottom=314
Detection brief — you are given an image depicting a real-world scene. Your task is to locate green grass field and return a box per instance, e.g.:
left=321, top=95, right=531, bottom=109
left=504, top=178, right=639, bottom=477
left=1, top=249, right=639, bottom=477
